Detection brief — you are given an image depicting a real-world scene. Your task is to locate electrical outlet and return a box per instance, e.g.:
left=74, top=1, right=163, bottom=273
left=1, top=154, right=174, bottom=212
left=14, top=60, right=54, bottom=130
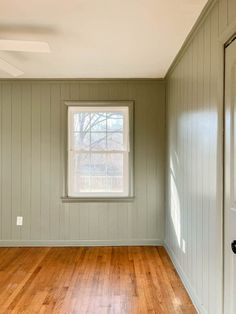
left=16, top=216, right=23, bottom=226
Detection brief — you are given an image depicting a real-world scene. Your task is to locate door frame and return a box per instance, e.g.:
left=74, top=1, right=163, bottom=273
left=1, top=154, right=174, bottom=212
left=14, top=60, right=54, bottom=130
left=223, top=34, right=236, bottom=314
left=219, top=21, right=236, bottom=313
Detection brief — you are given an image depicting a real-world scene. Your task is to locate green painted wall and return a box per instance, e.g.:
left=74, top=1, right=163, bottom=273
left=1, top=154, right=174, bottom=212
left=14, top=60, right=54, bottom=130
left=0, top=79, right=166, bottom=245
left=166, top=0, right=236, bottom=313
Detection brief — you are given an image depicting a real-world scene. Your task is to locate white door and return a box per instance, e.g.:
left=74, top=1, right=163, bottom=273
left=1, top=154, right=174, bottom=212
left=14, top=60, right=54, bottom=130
left=224, top=37, right=236, bottom=314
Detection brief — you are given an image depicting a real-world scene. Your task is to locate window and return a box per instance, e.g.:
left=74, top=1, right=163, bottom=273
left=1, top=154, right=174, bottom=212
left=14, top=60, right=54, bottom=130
left=67, top=102, right=133, bottom=198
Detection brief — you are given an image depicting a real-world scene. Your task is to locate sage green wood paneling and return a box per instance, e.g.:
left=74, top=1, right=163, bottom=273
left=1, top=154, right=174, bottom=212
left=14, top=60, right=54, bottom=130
left=0, top=84, right=1, bottom=239
left=219, top=0, right=228, bottom=33
left=21, top=84, right=31, bottom=240
left=31, top=85, right=41, bottom=240
left=2, top=84, right=12, bottom=240
left=228, top=0, right=236, bottom=24
left=166, top=1, right=236, bottom=313
left=0, top=80, right=165, bottom=243
left=40, top=84, right=50, bottom=240
left=219, top=0, right=236, bottom=33
left=11, top=84, right=22, bottom=240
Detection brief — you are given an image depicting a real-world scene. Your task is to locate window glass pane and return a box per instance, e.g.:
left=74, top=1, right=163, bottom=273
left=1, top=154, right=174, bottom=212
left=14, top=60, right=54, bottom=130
left=91, top=153, right=106, bottom=175
left=72, top=153, right=90, bottom=193
left=74, top=174, right=90, bottom=192
left=107, top=112, right=123, bottom=131
left=74, top=153, right=90, bottom=175
left=107, top=153, right=123, bottom=176
left=90, top=176, right=106, bottom=192
left=91, top=133, right=106, bottom=151
left=107, top=133, right=123, bottom=150
left=107, top=176, right=123, bottom=192
left=73, top=132, right=90, bottom=150
left=73, top=112, right=90, bottom=132
left=91, top=112, right=106, bottom=131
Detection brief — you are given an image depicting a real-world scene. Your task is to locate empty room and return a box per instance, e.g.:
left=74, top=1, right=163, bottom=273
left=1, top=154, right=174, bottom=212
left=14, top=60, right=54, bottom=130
left=0, top=0, right=236, bottom=313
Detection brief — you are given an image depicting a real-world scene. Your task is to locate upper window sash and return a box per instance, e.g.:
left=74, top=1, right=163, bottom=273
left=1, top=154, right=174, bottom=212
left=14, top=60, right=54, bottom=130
left=68, top=106, right=130, bottom=153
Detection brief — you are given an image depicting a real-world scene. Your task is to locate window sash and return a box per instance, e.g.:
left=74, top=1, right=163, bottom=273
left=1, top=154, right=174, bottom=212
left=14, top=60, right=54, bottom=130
left=68, top=151, right=129, bottom=197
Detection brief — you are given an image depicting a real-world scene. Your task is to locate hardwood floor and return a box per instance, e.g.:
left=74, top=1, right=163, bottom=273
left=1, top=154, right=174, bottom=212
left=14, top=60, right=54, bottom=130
left=0, top=246, right=196, bottom=313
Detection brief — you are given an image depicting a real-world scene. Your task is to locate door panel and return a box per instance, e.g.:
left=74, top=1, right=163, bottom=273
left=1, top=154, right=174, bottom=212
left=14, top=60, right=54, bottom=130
left=224, top=38, right=236, bottom=314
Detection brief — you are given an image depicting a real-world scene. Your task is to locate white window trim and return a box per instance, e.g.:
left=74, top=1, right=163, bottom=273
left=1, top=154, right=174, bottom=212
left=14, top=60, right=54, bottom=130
left=63, top=101, right=134, bottom=202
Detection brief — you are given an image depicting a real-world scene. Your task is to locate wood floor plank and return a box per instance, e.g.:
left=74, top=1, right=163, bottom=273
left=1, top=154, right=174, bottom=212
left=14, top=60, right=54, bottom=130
left=0, top=246, right=196, bottom=313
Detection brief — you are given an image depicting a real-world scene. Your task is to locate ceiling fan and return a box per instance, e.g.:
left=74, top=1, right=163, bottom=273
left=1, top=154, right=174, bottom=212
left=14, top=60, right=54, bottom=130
left=0, top=39, right=50, bottom=77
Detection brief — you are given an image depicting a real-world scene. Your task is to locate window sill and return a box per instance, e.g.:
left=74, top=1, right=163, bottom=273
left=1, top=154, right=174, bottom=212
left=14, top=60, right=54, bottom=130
left=61, top=196, right=135, bottom=203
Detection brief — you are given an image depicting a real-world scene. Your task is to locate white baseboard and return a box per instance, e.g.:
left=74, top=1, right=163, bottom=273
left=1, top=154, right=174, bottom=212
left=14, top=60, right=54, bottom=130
left=164, top=241, right=207, bottom=314
left=0, top=239, right=163, bottom=247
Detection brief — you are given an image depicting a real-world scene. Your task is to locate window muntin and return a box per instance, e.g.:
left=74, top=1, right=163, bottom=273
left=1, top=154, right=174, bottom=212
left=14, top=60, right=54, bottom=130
left=68, top=106, right=130, bottom=197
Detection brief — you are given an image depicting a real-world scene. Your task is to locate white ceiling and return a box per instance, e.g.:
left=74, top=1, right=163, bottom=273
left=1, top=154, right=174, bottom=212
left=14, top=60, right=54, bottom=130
left=0, top=0, right=207, bottom=78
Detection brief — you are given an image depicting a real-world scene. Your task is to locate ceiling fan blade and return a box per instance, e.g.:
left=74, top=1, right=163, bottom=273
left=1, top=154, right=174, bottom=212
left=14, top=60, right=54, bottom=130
left=0, top=58, right=24, bottom=77
left=0, top=40, right=50, bottom=53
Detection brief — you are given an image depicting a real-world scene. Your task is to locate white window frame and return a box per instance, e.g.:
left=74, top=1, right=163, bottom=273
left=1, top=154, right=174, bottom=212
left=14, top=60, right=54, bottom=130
left=65, top=101, right=134, bottom=200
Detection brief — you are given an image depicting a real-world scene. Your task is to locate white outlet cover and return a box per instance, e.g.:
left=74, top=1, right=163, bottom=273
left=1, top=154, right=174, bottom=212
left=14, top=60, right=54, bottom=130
left=16, top=216, right=23, bottom=226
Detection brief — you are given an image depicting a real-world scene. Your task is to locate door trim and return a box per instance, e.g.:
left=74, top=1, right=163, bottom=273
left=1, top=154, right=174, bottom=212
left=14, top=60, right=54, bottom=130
left=223, top=34, right=236, bottom=314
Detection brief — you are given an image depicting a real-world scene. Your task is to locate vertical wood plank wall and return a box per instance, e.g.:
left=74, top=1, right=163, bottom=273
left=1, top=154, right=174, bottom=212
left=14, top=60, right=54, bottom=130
left=0, top=80, right=165, bottom=245
left=166, top=0, right=236, bottom=313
